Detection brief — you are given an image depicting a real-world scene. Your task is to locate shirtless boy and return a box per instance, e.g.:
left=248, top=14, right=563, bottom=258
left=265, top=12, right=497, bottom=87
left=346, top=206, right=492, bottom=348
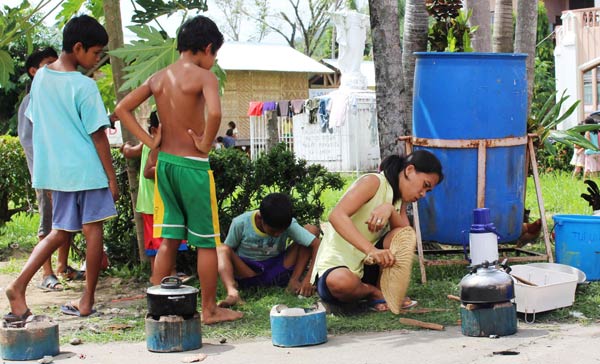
left=115, top=15, right=242, bottom=324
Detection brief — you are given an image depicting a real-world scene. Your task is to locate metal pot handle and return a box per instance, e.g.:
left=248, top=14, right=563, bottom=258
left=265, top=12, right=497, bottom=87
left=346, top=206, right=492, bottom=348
left=160, top=276, right=182, bottom=289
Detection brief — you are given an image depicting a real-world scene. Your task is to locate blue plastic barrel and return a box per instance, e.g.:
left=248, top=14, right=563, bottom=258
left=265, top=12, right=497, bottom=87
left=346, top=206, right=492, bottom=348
left=413, top=53, right=527, bottom=244
left=553, top=214, right=600, bottom=280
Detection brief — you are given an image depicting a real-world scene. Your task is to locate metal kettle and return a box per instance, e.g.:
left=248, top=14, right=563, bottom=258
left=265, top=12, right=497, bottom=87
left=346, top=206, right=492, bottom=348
left=459, top=261, right=514, bottom=304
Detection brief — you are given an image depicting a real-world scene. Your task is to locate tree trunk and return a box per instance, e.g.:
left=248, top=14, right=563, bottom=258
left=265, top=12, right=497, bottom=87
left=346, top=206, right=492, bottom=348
left=514, top=0, right=538, bottom=113
left=369, top=0, right=407, bottom=159
left=464, top=0, right=491, bottom=52
left=103, top=0, right=147, bottom=263
left=492, top=0, right=514, bottom=53
left=402, top=0, right=428, bottom=129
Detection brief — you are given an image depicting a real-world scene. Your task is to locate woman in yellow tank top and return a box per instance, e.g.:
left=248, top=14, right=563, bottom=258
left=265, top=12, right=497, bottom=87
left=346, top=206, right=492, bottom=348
left=311, top=150, right=443, bottom=312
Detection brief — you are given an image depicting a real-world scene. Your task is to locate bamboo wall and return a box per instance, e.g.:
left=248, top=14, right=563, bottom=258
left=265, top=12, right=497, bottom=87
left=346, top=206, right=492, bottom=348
left=220, top=71, right=310, bottom=139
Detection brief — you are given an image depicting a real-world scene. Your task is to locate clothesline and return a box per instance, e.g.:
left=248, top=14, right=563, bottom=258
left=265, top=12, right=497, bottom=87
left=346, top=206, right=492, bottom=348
left=248, top=90, right=376, bottom=130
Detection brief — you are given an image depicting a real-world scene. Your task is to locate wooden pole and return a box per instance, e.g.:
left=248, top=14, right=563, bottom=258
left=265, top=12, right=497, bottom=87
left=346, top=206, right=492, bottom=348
left=477, top=141, right=487, bottom=208
left=103, top=0, right=147, bottom=262
left=527, top=135, right=553, bottom=262
left=401, top=137, right=428, bottom=283
left=399, top=318, right=445, bottom=331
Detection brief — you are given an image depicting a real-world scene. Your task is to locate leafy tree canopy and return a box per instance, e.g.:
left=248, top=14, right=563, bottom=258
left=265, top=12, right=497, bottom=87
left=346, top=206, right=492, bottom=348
left=132, top=0, right=207, bottom=25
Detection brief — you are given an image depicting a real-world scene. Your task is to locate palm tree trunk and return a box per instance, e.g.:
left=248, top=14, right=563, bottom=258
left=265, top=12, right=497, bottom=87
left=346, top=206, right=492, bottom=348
left=464, top=0, right=491, bottom=52
left=402, top=0, right=428, bottom=129
left=514, top=0, right=538, bottom=113
left=369, top=0, right=407, bottom=158
left=103, top=0, right=147, bottom=263
left=492, top=0, right=514, bottom=53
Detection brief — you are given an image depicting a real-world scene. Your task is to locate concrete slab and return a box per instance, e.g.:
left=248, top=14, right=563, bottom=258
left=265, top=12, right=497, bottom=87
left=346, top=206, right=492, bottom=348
left=6, top=323, right=599, bottom=364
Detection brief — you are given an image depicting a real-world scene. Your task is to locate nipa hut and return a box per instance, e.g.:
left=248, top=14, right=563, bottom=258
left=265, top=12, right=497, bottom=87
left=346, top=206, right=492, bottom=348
left=217, top=42, right=334, bottom=143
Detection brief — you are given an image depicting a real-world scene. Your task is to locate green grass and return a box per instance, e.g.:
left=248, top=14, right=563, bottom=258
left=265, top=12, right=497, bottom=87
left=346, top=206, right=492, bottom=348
left=319, top=173, right=354, bottom=221
left=5, top=171, right=600, bottom=344
left=0, top=211, right=39, bottom=257
left=525, top=171, right=596, bottom=220
left=0, top=258, right=28, bottom=274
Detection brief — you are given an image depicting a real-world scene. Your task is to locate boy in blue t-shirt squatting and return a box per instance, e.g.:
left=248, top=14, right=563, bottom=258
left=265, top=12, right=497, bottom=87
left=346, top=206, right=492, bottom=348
left=216, top=193, right=321, bottom=308
left=5, top=15, right=118, bottom=322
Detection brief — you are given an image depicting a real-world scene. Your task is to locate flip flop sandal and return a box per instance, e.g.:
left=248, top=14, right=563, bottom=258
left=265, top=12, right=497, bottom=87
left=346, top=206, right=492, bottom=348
left=401, top=298, right=418, bottom=310
left=37, top=274, right=63, bottom=292
left=59, top=266, right=85, bottom=281
left=3, top=308, right=32, bottom=327
left=60, top=303, right=96, bottom=317
left=367, top=298, right=389, bottom=312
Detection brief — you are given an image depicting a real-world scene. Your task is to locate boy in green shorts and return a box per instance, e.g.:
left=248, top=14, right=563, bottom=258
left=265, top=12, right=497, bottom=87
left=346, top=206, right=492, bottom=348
left=115, top=15, right=242, bottom=324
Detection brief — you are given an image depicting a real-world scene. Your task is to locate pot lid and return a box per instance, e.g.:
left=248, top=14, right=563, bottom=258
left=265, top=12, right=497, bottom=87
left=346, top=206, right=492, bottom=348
left=147, top=276, right=199, bottom=295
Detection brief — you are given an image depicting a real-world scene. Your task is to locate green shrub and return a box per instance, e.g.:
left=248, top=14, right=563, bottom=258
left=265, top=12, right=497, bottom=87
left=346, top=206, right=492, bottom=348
left=536, top=142, right=572, bottom=173
left=73, top=145, right=344, bottom=270
left=102, top=150, right=137, bottom=266
left=210, top=144, right=345, bottom=236
left=0, top=135, right=35, bottom=222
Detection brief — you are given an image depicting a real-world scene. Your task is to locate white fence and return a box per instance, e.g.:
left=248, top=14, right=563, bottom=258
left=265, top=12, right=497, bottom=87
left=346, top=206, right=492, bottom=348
left=248, top=114, right=294, bottom=159
left=248, top=91, right=380, bottom=173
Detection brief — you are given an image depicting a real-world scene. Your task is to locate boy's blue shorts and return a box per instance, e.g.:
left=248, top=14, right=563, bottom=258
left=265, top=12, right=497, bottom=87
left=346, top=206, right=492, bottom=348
left=51, top=188, right=117, bottom=232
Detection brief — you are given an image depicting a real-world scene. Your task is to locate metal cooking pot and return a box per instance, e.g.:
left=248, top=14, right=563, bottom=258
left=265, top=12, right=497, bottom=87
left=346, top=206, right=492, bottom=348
left=147, top=276, right=198, bottom=318
left=459, top=264, right=514, bottom=304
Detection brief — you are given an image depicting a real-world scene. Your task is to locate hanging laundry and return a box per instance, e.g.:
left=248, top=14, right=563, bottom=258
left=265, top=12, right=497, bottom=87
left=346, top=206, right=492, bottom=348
left=248, top=101, right=264, bottom=116
left=262, top=101, right=278, bottom=113
left=318, top=97, right=333, bottom=133
left=305, top=98, right=320, bottom=124
left=291, top=99, right=305, bottom=115
left=278, top=100, right=291, bottom=117
left=329, top=90, right=350, bottom=127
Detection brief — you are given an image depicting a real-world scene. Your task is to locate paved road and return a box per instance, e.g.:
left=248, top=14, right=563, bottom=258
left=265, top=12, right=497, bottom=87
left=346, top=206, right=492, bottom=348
left=6, top=322, right=600, bottom=364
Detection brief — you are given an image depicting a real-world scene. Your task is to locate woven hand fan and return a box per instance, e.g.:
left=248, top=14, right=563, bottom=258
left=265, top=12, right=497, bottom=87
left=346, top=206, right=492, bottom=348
left=380, top=226, right=417, bottom=314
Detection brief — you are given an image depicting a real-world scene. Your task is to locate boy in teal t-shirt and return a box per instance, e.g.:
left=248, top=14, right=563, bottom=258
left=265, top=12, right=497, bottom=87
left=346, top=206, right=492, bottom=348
left=217, top=193, right=321, bottom=308
left=5, top=15, right=117, bottom=322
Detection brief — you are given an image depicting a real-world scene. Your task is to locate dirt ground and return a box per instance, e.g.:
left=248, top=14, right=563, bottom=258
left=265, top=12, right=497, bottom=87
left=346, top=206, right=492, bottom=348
left=0, top=261, right=149, bottom=334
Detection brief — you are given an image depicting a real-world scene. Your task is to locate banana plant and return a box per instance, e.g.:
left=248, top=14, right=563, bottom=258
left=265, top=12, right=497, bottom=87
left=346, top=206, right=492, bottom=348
left=108, top=0, right=226, bottom=93
left=0, top=0, right=62, bottom=89
left=527, top=90, right=600, bottom=154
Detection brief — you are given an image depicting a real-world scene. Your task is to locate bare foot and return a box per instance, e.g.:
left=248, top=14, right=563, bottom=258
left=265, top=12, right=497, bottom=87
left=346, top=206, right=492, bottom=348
left=217, top=294, right=243, bottom=308
left=5, top=281, right=29, bottom=317
left=401, top=297, right=418, bottom=310
left=368, top=290, right=389, bottom=312
left=202, top=306, right=243, bottom=325
left=69, top=295, right=95, bottom=317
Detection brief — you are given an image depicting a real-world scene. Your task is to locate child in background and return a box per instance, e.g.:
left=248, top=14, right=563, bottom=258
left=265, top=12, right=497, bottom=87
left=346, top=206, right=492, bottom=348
left=121, top=111, right=189, bottom=278
left=584, top=117, right=600, bottom=179
left=222, top=128, right=235, bottom=148
left=214, top=136, right=224, bottom=150
left=6, top=15, right=117, bottom=320
left=227, top=121, right=238, bottom=138
left=571, top=144, right=585, bottom=178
